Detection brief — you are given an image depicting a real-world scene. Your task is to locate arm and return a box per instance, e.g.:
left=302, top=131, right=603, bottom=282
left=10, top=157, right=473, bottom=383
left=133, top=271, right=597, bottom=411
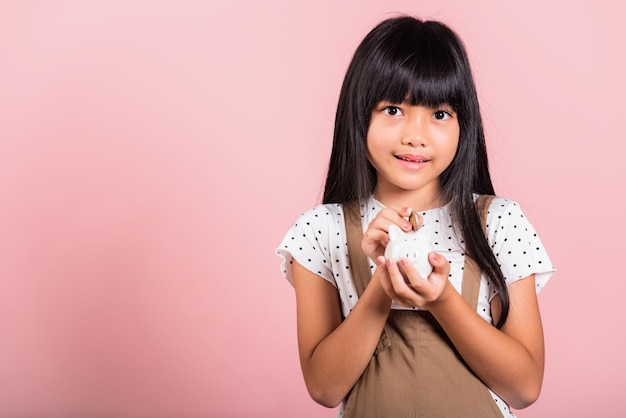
left=383, top=256, right=544, bottom=409
left=292, top=205, right=414, bottom=407
left=293, top=260, right=391, bottom=408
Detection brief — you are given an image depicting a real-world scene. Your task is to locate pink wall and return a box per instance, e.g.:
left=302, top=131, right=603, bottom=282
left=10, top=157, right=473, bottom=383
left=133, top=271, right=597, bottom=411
left=1, top=1, right=623, bottom=417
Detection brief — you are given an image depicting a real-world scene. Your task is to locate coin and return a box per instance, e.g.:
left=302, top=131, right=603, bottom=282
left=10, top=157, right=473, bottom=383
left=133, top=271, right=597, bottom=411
left=409, top=211, right=419, bottom=231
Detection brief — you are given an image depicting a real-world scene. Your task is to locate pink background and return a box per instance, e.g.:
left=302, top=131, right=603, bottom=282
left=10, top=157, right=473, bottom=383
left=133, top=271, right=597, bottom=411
left=1, top=1, right=624, bottom=417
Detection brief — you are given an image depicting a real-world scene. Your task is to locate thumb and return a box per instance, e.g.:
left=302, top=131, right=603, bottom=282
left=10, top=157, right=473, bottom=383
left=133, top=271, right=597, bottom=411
left=428, top=251, right=449, bottom=272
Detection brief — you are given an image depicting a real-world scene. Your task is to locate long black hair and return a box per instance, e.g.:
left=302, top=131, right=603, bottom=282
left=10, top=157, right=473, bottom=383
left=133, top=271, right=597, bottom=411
left=322, top=16, right=510, bottom=328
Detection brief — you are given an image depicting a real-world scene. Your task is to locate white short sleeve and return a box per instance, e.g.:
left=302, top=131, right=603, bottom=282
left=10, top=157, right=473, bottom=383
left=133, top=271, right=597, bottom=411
left=487, top=198, right=555, bottom=292
left=276, top=205, right=338, bottom=287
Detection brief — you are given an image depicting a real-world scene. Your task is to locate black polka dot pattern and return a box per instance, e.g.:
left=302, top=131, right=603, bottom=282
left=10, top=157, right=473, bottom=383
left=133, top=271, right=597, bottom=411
left=276, top=195, right=554, bottom=418
left=277, top=195, right=554, bottom=318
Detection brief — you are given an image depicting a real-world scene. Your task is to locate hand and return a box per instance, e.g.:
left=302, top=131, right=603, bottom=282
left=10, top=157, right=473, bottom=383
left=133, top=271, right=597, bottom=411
left=361, top=206, right=420, bottom=261
left=379, top=251, right=452, bottom=308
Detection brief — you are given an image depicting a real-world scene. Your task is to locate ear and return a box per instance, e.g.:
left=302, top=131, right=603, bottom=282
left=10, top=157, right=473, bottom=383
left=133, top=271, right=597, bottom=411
left=388, top=224, right=404, bottom=239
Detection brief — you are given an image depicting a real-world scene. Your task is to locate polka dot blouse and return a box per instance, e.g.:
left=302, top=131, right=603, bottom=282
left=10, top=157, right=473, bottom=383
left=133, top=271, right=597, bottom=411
left=276, top=195, right=555, bottom=418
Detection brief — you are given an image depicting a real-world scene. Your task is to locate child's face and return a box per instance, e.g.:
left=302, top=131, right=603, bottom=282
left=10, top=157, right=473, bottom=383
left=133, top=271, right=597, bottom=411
left=367, top=101, right=460, bottom=201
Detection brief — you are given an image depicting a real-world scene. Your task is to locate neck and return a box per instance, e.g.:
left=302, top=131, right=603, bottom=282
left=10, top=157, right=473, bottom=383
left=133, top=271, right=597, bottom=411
left=373, top=185, right=445, bottom=212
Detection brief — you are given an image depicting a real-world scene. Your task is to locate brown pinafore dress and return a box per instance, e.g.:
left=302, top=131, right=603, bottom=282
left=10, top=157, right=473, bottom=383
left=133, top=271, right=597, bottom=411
left=341, top=196, right=504, bottom=418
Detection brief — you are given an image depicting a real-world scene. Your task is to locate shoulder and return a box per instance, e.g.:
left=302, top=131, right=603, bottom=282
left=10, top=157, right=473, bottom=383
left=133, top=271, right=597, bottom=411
left=280, top=202, right=350, bottom=257
left=487, top=195, right=521, bottom=212
left=471, top=194, right=527, bottom=234
left=483, top=196, right=524, bottom=222
left=291, top=202, right=346, bottom=232
left=292, top=197, right=380, bottom=230
left=478, top=195, right=528, bottom=239
left=483, top=196, right=536, bottom=240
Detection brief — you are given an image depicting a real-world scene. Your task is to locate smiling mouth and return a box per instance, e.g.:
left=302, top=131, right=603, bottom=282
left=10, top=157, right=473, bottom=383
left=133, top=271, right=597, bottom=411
left=395, top=155, right=429, bottom=163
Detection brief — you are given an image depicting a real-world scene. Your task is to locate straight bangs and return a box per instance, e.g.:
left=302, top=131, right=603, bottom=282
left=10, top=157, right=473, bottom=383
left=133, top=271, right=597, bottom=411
left=365, top=24, right=466, bottom=113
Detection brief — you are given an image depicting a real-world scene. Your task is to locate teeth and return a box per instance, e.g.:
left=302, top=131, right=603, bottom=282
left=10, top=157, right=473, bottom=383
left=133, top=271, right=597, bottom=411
left=398, top=156, right=426, bottom=162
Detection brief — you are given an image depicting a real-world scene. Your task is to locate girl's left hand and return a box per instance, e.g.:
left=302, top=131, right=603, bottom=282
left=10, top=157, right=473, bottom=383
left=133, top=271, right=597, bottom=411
left=380, top=251, right=452, bottom=308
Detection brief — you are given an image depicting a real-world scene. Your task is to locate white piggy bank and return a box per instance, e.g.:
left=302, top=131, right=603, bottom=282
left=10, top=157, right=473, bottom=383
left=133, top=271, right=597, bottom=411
left=384, top=224, right=434, bottom=279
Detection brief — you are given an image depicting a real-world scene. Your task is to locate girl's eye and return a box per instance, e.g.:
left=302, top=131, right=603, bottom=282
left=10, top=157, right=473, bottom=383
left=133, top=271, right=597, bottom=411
left=383, top=106, right=403, bottom=116
left=433, top=110, right=452, bottom=120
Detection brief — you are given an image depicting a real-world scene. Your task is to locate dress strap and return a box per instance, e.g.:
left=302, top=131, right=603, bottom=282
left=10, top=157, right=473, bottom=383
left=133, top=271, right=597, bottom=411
left=344, top=200, right=391, bottom=353
left=343, top=200, right=370, bottom=297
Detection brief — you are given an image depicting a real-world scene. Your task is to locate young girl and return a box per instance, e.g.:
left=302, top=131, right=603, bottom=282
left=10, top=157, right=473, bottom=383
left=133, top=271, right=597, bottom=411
left=276, top=16, right=554, bottom=418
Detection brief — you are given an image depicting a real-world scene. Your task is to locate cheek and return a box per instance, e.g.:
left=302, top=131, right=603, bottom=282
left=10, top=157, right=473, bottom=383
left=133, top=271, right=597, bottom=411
left=451, top=134, right=460, bottom=155
left=367, top=121, right=399, bottom=149
left=365, top=135, right=379, bottom=168
left=365, top=127, right=382, bottom=158
left=432, top=130, right=458, bottom=151
left=448, top=138, right=460, bottom=162
left=442, top=126, right=460, bottom=158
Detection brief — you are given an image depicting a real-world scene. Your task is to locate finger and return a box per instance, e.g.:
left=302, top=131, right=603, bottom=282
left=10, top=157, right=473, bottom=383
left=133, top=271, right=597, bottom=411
left=396, top=258, right=433, bottom=304
left=377, top=207, right=413, bottom=232
left=389, top=206, right=415, bottom=231
left=362, top=228, right=390, bottom=246
left=378, top=259, right=399, bottom=299
left=387, top=205, right=413, bottom=218
left=385, top=258, right=422, bottom=307
left=428, top=252, right=450, bottom=276
left=379, top=259, right=400, bottom=295
left=398, top=258, right=425, bottom=285
left=365, top=210, right=412, bottom=249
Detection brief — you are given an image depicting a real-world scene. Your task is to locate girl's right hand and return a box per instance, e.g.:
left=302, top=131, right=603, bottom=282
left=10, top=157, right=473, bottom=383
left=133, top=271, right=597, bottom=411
left=361, top=206, right=417, bottom=261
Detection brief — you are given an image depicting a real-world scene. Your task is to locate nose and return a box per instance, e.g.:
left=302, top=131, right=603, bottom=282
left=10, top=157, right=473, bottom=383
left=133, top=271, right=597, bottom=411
left=402, top=114, right=428, bottom=147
